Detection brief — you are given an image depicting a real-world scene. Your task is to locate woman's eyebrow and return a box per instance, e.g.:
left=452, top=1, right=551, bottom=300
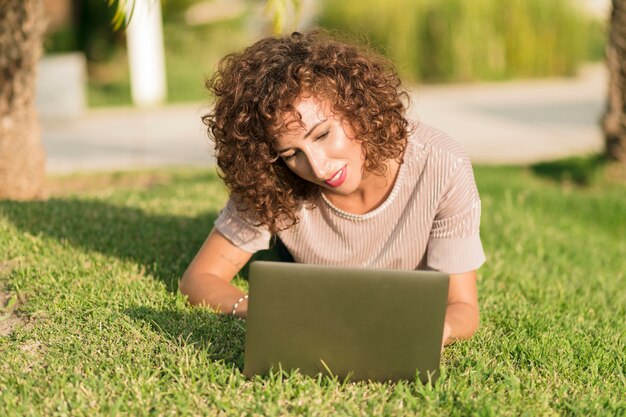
left=277, top=119, right=327, bottom=153
left=303, top=119, right=328, bottom=139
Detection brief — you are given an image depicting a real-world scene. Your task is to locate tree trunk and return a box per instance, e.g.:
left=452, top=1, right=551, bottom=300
left=604, top=0, right=626, bottom=162
left=0, top=0, right=47, bottom=199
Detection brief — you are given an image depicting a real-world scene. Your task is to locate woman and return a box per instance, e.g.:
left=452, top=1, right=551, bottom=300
left=180, top=30, right=485, bottom=348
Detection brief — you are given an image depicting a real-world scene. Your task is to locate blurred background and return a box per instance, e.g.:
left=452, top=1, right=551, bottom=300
left=34, top=0, right=613, bottom=173
left=41, top=0, right=607, bottom=107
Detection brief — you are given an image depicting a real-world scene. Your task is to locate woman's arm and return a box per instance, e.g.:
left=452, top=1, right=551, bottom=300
left=179, top=228, right=253, bottom=318
left=442, top=270, right=480, bottom=348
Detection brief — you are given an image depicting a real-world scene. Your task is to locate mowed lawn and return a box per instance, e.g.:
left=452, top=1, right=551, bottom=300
left=0, top=161, right=624, bottom=416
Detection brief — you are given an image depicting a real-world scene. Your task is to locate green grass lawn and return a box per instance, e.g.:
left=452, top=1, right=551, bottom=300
left=0, top=161, right=624, bottom=416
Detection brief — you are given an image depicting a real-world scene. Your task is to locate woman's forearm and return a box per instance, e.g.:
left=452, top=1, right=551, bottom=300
left=179, top=272, right=248, bottom=317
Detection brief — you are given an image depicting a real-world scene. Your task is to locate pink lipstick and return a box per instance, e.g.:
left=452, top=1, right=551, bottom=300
left=325, top=166, right=347, bottom=187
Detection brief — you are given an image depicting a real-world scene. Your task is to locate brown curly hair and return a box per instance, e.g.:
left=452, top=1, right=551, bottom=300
left=203, top=30, right=410, bottom=234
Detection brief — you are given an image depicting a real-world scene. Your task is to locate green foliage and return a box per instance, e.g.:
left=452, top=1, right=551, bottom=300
left=264, top=0, right=303, bottom=35
left=79, top=0, right=125, bottom=61
left=53, top=0, right=609, bottom=107
left=161, top=0, right=224, bottom=20
left=163, top=17, right=253, bottom=103
left=87, top=17, right=254, bottom=107
left=43, top=26, right=78, bottom=53
left=584, top=18, right=608, bottom=61
left=319, top=0, right=606, bottom=82
left=0, top=163, right=624, bottom=415
left=43, top=0, right=123, bottom=59
left=87, top=75, right=133, bottom=107
left=107, top=0, right=128, bottom=31
left=46, top=0, right=255, bottom=107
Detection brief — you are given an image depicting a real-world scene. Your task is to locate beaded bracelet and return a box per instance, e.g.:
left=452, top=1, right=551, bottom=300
left=231, top=294, right=248, bottom=316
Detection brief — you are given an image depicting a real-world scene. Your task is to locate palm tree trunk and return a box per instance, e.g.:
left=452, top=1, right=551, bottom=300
left=604, top=0, right=626, bottom=162
left=0, top=0, right=47, bottom=199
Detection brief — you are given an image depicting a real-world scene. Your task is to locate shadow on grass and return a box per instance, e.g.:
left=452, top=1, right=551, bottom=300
left=529, top=154, right=608, bottom=186
left=125, top=305, right=246, bottom=369
left=0, top=198, right=218, bottom=292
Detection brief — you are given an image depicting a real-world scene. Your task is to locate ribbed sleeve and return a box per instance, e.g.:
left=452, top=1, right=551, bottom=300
left=427, top=151, right=485, bottom=273
left=427, top=234, right=486, bottom=274
left=214, top=198, right=272, bottom=253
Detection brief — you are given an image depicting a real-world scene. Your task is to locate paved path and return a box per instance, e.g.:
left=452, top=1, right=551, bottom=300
left=42, top=64, right=607, bottom=174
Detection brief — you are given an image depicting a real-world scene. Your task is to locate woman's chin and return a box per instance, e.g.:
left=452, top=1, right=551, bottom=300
left=321, top=182, right=357, bottom=197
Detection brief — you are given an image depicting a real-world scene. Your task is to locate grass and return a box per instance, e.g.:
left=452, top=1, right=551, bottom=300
left=0, top=160, right=625, bottom=416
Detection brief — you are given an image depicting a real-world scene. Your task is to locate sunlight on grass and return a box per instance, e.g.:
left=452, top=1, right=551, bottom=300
left=0, top=164, right=624, bottom=415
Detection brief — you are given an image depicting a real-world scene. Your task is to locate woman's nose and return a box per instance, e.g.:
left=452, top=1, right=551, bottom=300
left=308, top=149, right=330, bottom=180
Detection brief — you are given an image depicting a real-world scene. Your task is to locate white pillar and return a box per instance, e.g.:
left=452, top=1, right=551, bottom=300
left=126, top=0, right=167, bottom=107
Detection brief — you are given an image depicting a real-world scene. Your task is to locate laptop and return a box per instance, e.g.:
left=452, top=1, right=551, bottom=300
left=242, top=261, right=449, bottom=383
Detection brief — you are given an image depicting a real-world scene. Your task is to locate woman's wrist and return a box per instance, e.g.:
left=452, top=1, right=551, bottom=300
left=231, top=294, right=248, bottom=318
left=442, top=322, right=452, bottom=347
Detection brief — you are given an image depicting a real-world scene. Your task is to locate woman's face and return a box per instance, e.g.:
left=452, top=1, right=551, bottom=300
left=274, top=96, right=365, bottom=196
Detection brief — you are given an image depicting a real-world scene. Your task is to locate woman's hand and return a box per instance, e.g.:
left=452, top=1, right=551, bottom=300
left=441, top=270, right=480, bottom=351
left=441, top=321, right=452, bottom=352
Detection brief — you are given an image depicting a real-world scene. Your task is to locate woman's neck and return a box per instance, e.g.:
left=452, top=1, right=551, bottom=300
left=323, top=158, right=402, bottom=215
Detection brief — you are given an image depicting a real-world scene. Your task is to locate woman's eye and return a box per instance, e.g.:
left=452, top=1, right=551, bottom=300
left=316, top=130, right=329, bottom=141
left=284, top=151, right=299, bottom=161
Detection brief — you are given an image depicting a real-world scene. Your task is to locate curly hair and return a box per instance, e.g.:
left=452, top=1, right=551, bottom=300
left=203, top=30, right=410, bottom=234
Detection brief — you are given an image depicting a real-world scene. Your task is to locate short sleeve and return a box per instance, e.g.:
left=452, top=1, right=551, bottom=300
left=426, top=156, right=486, bottom=274
left=214, top=197, right=272, bottom=253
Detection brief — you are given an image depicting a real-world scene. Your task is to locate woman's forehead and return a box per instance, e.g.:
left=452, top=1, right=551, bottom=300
left=282, top=95, right=333, bottom=131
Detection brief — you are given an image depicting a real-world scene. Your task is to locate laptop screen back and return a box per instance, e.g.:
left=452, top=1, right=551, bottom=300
left=243, top=261, right=449, bottom=383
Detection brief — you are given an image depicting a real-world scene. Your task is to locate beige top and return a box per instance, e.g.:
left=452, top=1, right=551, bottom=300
left=214, top=122, right=486, bottom=274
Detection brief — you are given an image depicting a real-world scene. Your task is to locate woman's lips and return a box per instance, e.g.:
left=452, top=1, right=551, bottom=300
left=325, top=166, right=347, bottom=187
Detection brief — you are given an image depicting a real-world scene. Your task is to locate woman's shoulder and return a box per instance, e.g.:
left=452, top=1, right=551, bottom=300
left=406, top=119, right=471, bottom=167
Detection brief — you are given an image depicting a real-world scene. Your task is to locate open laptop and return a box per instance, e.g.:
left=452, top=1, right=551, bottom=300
left=242, top=261, right=449, bottom=383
